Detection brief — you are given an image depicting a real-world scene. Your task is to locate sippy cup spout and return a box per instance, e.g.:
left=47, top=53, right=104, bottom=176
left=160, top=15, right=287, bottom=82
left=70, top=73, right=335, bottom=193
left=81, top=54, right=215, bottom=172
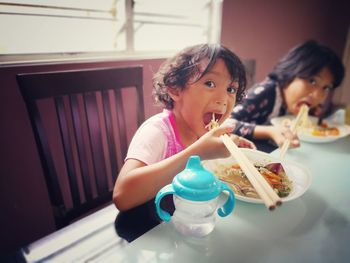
left=185, top=155, right=202, bottom=170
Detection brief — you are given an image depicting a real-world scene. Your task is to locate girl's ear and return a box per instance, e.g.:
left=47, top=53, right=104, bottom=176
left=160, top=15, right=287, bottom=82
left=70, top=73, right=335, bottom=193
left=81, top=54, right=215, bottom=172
left=168, top=86, right=181, bottom=101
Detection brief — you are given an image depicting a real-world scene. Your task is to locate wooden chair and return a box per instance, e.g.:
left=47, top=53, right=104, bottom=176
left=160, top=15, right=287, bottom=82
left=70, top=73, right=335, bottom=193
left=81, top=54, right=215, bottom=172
left=17, top=66, right=144, bottom=229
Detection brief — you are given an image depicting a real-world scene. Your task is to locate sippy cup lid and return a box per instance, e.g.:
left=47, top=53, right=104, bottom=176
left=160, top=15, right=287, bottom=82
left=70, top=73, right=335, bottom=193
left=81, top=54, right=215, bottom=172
left=172, top=155, right=222, bottom=201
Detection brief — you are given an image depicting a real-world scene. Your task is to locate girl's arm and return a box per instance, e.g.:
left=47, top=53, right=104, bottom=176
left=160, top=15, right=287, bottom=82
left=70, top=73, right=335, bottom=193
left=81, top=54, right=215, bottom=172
left=113, top=125, right=234, bottom=211
left=253, top=125, right=300, bottom=148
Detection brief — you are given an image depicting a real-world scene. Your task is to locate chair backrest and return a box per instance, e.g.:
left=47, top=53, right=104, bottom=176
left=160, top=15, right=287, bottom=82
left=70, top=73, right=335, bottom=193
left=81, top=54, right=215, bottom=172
left=17, top=66, right=144, bottom=229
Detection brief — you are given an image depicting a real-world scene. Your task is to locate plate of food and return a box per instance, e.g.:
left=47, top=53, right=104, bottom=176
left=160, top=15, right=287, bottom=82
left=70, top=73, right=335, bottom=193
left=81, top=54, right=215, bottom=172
left=270, top=115, right=350, bottom=143
left=203, top=148, right=312, bottom=204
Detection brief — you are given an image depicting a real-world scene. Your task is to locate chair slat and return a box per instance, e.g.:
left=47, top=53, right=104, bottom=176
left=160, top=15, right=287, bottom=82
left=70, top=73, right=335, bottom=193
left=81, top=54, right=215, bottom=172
left=102, top=90, right=118, bottom=182
left=32, top=102, right=64, bottom=208
left=84, top=92, right=109, bottom=196
left=55, top=96, right=81, bottom=208
left=114, top=89, right=128, bottom=160
left=70, top=94, right=93, bottom=202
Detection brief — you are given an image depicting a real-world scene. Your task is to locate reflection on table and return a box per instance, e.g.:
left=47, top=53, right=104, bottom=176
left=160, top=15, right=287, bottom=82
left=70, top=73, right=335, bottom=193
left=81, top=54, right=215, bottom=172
left=20, top=195, right=175, bottom=262
left=21, top=204, right=121, bottom=262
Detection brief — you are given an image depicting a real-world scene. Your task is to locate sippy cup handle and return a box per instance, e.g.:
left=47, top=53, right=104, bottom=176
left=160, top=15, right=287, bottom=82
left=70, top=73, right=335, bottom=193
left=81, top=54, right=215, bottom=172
left=155, top=184, right=175, bottom=222
left=217, top=182, right=235, bottom=217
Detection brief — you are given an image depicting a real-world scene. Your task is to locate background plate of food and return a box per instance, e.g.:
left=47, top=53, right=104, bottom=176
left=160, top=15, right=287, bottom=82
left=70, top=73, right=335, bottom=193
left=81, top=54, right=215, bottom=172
left=270, top=115, right=350, bottom=143
left=203, top=149, right=312, bottom=204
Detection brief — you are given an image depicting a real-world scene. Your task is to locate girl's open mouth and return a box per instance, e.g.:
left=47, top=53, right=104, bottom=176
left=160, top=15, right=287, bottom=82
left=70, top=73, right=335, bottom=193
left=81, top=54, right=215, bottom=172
left=296, top=102, right=311, bottom=112
left=203, top=112, right=223, bottom=126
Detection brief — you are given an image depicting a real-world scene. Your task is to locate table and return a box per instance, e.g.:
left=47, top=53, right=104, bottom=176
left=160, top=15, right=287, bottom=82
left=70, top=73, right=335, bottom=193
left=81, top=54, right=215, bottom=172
left=18, top=136, right=350, bottom=262
left=102, top=136, right=350, bottom=263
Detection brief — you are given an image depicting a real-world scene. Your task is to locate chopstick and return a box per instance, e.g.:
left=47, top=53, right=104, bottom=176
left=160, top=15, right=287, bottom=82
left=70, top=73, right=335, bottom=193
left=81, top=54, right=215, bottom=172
left=221, top=134, right=282, bottom=210
left=208, top=113, right=281, bottom=209
left=317, top=93, right=332, bottom=125
left=279, top=105, right=309, bottom=159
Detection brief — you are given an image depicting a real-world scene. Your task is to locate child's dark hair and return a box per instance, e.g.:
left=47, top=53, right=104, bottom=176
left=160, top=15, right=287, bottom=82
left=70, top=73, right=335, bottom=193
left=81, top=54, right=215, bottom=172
left=268, top=40, right=345, bottom=89
left=153, top=43, right=246, bottom=109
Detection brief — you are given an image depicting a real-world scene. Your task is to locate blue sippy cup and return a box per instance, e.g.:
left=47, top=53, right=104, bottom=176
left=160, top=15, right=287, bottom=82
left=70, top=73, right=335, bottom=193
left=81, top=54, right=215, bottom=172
left=155, top=155, right=235, bottom=237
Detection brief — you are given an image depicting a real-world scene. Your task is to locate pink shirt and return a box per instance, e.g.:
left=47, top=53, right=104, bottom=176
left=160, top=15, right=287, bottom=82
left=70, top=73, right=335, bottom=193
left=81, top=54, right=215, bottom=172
left=125, top=109, right=185, bottom=165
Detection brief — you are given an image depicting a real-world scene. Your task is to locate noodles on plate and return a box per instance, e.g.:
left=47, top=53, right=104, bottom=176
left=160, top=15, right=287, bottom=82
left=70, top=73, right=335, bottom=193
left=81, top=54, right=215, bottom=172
left=213, top=163, right=293, bottom=199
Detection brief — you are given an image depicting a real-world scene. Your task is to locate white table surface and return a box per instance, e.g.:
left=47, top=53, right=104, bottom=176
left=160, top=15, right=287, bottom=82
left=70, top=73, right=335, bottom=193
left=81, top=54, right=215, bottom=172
left=100, top=136, right=350, bottom=263
left=22, top=136, right=350, bottom=263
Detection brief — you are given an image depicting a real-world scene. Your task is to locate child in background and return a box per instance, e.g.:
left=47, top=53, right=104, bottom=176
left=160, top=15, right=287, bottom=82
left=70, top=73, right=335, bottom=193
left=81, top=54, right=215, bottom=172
left=231, top=40, right=345, bottom=149
left=113, top=44, right=255, bottom=211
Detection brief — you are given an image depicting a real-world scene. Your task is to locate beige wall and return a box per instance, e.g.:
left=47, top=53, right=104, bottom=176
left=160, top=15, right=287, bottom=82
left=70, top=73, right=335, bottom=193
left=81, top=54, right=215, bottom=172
left=221, top=0, right=349, bottom=83
left=334, top=27, right=350, bottom=105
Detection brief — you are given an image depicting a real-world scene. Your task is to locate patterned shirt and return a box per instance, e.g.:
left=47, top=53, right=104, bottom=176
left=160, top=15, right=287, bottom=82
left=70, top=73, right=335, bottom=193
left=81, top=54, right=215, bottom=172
left=231, top=78, right=287, bottom=139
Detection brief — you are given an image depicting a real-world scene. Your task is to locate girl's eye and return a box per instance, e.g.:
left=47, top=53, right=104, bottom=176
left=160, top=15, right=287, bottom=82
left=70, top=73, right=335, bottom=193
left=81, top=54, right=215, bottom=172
left=204, top=80, right=215, bottom=88
left=323, top=85, right=333, bottom=92
left=309, top=78, right=317, bottom=86
left=227, top=86, right=237, bottom=94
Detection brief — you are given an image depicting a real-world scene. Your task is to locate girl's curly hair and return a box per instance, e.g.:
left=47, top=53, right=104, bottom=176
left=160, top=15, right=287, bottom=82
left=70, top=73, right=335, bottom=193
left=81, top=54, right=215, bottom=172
left=152, top=43, right=247, bottom=109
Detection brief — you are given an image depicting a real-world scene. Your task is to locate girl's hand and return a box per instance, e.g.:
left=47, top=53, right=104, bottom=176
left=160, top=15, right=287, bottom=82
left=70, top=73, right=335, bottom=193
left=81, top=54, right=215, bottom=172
left=271, top=125, right=300, bottom=148
left=192, top=124, right=257, bottom=160
left=310, top=104, right=323, bottom=117
left=230, top=134, right=257, bottom=149
left=193, top=125, right=235, bottom=160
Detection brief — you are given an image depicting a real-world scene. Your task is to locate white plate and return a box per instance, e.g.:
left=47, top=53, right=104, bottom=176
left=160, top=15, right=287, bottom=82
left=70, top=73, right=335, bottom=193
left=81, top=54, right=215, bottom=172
left=203, top=148, right=312, bottom=204
left=270, top=115, right=350, bottom=143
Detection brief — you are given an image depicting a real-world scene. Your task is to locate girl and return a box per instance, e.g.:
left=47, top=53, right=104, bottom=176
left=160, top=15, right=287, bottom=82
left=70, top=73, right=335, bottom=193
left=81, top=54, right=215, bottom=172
left=113, top=44, right=255, bottom=211
left=231, top=40, right=345, bottom=148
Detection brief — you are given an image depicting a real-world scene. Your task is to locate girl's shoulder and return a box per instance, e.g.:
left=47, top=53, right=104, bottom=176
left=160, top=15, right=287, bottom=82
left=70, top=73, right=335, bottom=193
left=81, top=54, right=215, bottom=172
left=136, top=110, right=175, bottom=138
left=141, top=110, right=172, bottom=127
left=246, top=78, right=277, bottom=100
